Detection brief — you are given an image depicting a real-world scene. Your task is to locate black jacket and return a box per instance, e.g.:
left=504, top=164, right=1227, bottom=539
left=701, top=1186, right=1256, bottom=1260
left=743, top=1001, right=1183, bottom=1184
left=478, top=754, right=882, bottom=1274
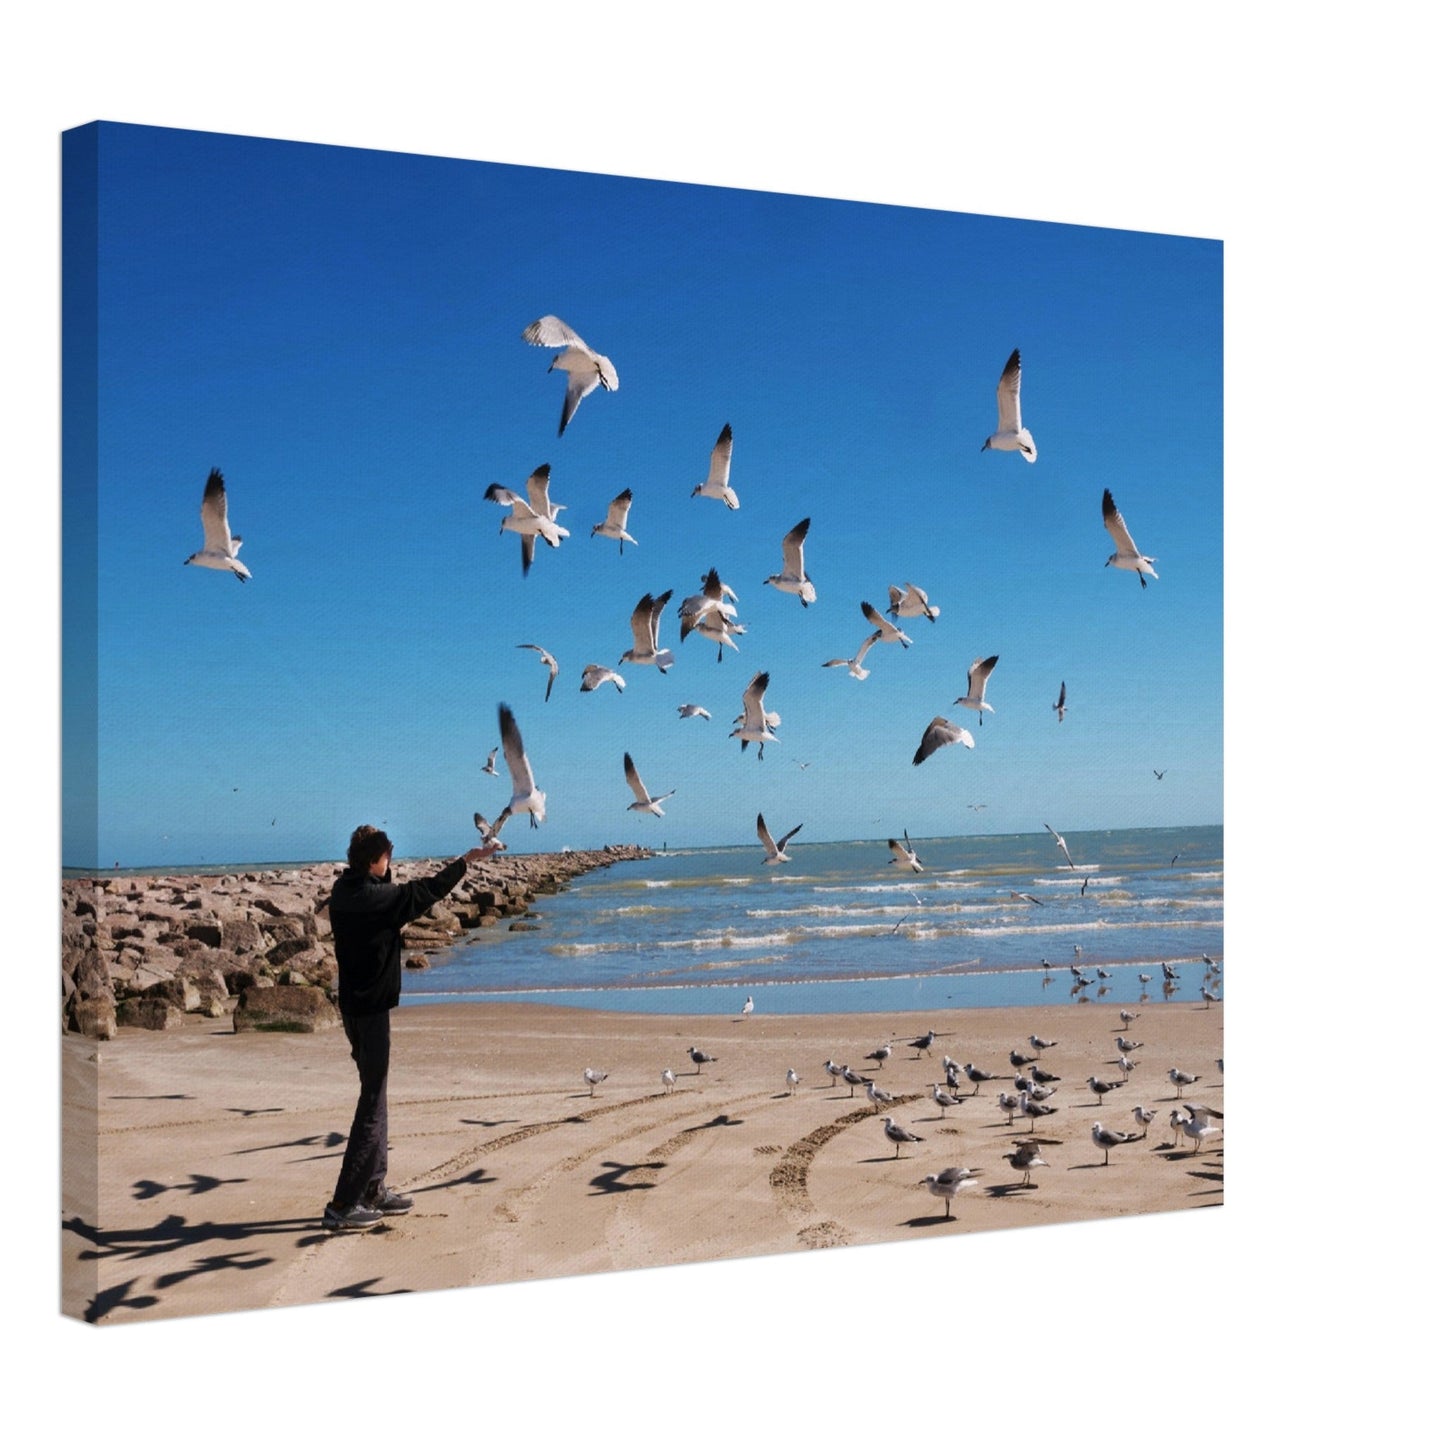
left=329, top=856, right=468, bottom=1016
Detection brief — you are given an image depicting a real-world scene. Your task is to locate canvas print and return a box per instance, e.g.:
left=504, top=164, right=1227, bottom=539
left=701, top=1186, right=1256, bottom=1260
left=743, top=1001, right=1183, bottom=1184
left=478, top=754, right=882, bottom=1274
left=61, top=122, right=1222, bottom=1324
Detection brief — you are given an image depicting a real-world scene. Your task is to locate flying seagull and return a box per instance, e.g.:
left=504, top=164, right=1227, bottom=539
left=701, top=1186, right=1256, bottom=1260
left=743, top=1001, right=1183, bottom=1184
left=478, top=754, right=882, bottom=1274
left=481, top=747, right=500, bottom=776
left=913, top=717, right=975, bottom=766
left=920, top=1166, right=977, bottom=1218
left=757, top=812, right=803, bottom=866
left=484, top=465, right=569, bottom=577
left=1053, top=681, right=1067, bottom=723
left=1044, top=823, right=1076, bottom=869
left=691, top=423, right=739, bottom=509
left=521, top=314, right=618, bottom=436
left=1102, top=488, right=1158, bottom=588
left=861, top=600, right=910, bottom=647
left=887, top=582, right=940, bottom=622
left=580, top=664, right=626, bottom=693
left=954, top=655, right=999, bottom=725
left=184, top=468, right=251, bottom=582
left=980, top=348, right=1036, bottom=462
left=823, top=631, right=879, bottom=681
left=1010, top=891, right=1045, bottom=907
left=472, top=812, right=506, bottom=851
left=491, top=703, right=547, bottom=835
left=677, top=703, right=711, bottom=720
left=731, top=671, right=780, bottom=759
left=590, top=488, right=638, bottom=552
left=619, top=590, right=676, bottom=672
left=764, top=517, right=816, bottom=607
left=1154, top=769, right=1167, bottom=780
left=516, top=643, right=559, bottom=702
left=888, top=832, right=923, bottom=873
left=623, top=752, right=674, bottom=818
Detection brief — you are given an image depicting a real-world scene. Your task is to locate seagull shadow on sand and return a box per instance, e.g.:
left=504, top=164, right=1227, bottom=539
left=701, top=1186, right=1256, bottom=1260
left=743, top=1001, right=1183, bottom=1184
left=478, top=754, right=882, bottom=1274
left=109, top=1093, right=195, bottom=1101
left=986, top=1181, right=1040, bottom=1197
left=590, top=1159, right=668, bottom=1194
left=902, top=1212, right=964, bottom=1228
left=231, top=1130, right=347, bottom=1157
left=132, top=1172, right=248, bottom=1201
left=682, top=1114, right=745, bottom=1133
left=409, top=1167, right=495, bottom=1195
left=459, top=1117, right=523, bottom=1128
left=82, top=1277, right=161, bottom=1323
left=328, top=1278, right=414, bottom=1300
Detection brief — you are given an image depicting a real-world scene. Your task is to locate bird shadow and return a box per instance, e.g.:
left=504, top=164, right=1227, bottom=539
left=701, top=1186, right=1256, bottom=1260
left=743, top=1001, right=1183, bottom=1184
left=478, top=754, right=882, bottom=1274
left=231, top=1130, right=347, bottom=1157
left=83, top=1277, right=162, bottom=1323
left=902, top=1213, right=961, bottom=1228
left=226, top=1107, right=284, bottom=1117
left=682, top=1114, right=744, bottom=1133
left=459, top=1117, right=522, bottom=1128
left=109, top=1093, right=195, bottom=1101
left=132, top=1173, right=248, bottom=1201
left=589, top=1159, right=667, bottom=1194
left=409, top=1167, right=494, bottom=1195
left=986, top=1181, right=1039, bottom=1196
left=328, top=1278, right=414, bottom=1299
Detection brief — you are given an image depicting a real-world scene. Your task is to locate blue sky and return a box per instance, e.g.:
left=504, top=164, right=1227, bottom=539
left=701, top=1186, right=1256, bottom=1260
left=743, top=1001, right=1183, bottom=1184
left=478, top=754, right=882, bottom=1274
left=67, top=121, right=1221, bottom=867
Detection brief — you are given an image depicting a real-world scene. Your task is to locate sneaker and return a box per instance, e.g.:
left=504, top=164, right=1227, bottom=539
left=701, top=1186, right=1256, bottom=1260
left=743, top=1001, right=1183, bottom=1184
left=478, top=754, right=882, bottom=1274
left=366, top=1185, right=414, bottom=1215
left=323, top=1200, right=384, bottom=1231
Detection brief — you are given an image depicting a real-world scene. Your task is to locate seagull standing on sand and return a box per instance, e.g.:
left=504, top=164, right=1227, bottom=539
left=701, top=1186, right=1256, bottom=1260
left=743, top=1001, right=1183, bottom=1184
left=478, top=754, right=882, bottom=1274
left=932, top=1083, right=966, bottom=1119
left=688, top=1046, right=717, bottom=1074
left=866, top=1045, right=892, bottom=1069
left=882, top=1117, right=925, bottom=1159
left=920, top=1167, right=977, bottom=1218
left=1044, top=823, right=1077, bottom=869
left=888, top=832, right=924, bottom=873
left=731, top=671, right=780, bottom=759
left=1167, top=1067, right=1200, bottom=1098
left=521, top=315, right=617, bottom=437
left=822, top=631, right=879, bottom=681
left=619, top=590, right=676, bottom=673
left=582, top=1068, right=607, bottom=1097
left=887, top=583, right=940, bottom=623
left=1102, top=488, right=1158, bottom=588
left=963, top=1062, right=1000, bottom=1095
left=661, top=1068, right=677, bottom=1094
left=580, top=664, right=626, bottom=693
left=1086, top=1075, right=1126, bottom=1103
left=785, top=1068, right=800, bottom=1094
left=590, top=489, right=638, bottom=553
left=757, top=812, right=803, bottom=866
left=184, top=468, right=251, bottom=582
left=1115, top=1036, right=1144, bottom=1054
left=741, top=995, right=754, bottom=1018
left=1053, top=681, right=1067, bottom=723
left=764, top=518, right=817, bottom=607
left=623, top=752, right=674, bottom=817
left=909, top=1029, right=937, bottom=1058
left=491, top=703, right=546, bottom=835
left=913, top=717, right=975, bottom=767
left=823, top=1059, right=847, bottom=1087
left=1091, top=1121, right=1144, bottom=1165
left=1028, top=1035, right=1058, bottom=1053
left=865, top=1079, right=893, bottom=1112
left=954, top=655, right=999, bottom=725
left=997, top=1092, right=1020, bottom=1126
left=1132, top=1106, right=1156, bottom=1137
left=1019, top=1096, right=1057, bottom=1131
left=1003, top=1138, right=1048, bottom=1187
left=691, top=423, right=739, bottom=509
left=1119, top=1009, right=1140, bottom=1029
left=516, top=643, right=559, bottom=703
left=980, top=348, right=1037, bottom=462
left=861, top=600, right=911, bottom=647
left=1172, top=1104, right=1224, bottom=1152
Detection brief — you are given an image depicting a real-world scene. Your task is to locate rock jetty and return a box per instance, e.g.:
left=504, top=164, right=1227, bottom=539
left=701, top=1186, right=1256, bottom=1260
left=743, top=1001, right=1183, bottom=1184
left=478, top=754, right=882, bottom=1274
left=60, top=845, right=652, bottom=1039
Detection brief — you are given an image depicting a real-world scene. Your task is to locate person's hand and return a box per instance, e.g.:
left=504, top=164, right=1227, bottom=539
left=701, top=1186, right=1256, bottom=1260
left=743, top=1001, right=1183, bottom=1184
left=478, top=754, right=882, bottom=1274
left=465, top=844, right=502, bottom=864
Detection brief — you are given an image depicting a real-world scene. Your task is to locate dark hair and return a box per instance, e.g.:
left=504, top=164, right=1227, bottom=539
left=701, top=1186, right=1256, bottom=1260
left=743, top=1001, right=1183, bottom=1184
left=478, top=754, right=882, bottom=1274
left=347, top=825, right=393, bottom=872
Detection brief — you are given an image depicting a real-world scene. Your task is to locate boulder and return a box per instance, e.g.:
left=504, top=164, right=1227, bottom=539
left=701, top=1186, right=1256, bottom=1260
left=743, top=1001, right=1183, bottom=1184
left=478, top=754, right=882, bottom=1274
left=233, top=983, right=341, bottom=1034
left=69, top=996, right=117, bottom=1040
left=115, top=997, right=183, bottom=1031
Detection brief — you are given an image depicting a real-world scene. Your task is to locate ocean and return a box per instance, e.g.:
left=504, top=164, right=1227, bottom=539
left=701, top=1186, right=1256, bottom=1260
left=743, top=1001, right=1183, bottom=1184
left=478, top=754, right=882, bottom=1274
left=403, top=824, right=1222, bottom=1016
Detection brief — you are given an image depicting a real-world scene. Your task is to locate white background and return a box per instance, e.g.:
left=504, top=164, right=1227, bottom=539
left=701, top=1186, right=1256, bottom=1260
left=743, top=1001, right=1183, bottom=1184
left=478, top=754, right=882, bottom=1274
left=5, top=4, right=1430, bottom=1438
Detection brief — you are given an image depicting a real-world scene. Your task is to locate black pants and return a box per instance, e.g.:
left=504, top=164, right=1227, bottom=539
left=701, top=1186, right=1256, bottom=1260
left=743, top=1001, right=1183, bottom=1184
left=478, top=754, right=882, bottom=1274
left=333, top=1009, right=391, bottom=1209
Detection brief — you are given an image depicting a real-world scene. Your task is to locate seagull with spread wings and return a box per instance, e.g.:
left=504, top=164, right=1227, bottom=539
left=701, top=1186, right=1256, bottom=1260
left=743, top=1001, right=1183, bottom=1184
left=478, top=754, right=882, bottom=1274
left=521, top=315, right=618, bottom=436
left=764, top=517, right=816, bottom=607
left=980, top=348, right=1037, bottom=462
left=1044, top=823, right=1076, bottom=869
left=1102, top=487, right=1158, bottom=588
left=183, top=468, right=251, bottom=582
left=691, top=423, right=739, bottom=508
left=887, top=582, right=940, bottom=623
left=618, top=590, right=676, bottom=673
left=1053, top=681, right=1067, bottom=723
left=913, top=717, right=975, bottom=766
left=730, top=671, right=780, bottom=759
left=590, top=488, right=638, bottom=553
left=623, top=752, right=675, bottom=818
left=484, top=465, right=569, bottom=577
left=861, top=600, right=910, bottom=647
left=954, top=654, right=999, bottom=725
left=491, top=703, right=547, bottom=835
left=757, top=812, right=803, bottom=866
left=822, top=631, right=879, bottom=681
left=516, top=643, right=559, bottom=702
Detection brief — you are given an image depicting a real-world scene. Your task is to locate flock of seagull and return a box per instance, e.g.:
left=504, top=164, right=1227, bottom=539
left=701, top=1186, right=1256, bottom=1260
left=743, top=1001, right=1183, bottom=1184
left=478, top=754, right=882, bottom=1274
left=573, top=1004, right=1220, bottom=1220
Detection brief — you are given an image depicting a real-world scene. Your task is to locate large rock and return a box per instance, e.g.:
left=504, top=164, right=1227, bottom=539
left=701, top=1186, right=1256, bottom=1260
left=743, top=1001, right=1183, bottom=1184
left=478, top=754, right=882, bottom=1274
left=233, top=983, right=341, bottom=1034
left=115, top=997, right=183, bottom=1031
left=69, top=996, right=117, bottom=1040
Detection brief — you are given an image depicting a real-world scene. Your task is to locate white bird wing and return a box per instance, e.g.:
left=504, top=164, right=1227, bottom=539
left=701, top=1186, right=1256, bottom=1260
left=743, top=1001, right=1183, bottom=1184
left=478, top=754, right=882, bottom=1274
left=708, top=424, right=733, bottom=489
left=498, top=704, right=537, bottom=797
left=966, top=654, right=999, bottom=703
left=1102, top=489, right=1142, bottom=557
left=629, top=593, right=658, bottom=653
left=855, top=632, right=881, bottom=664
left=741, top=670, right=770, bottom=727
left=888, top=838, right=911, bottom=865
left=861, top=600, right=888, bottom=630
left=623, top=752, right=652, bottom=805
left=1044, top=824, right=1076, bottom=868
left=757, top=813, right=778, bottom=855
left=522, top=315, right=584, bottom=349
left=781, top=517, right=810, bottom=575
left=995, top=348, right=1024, bottom=432
left=886, top=584, right=905, bottom=614
left=525, top=465, right=558, bottom=519
left=554, top=352, right=605, bottom=435
left=605, top=489, right=633, bottom=528
left=485, top=484, right=540, bottom=522
left=648, top=590, right=674, bottom=648
left=905, top=583, right=930, bottom=609
left=914, top=716, right=973, bottom=765
left=199, top=469, right=234, bottom=551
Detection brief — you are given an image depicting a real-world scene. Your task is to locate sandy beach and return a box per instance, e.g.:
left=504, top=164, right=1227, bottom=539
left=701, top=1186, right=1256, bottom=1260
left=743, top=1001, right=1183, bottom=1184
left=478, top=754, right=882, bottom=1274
left=63, top=995, right=1223, bottom=1324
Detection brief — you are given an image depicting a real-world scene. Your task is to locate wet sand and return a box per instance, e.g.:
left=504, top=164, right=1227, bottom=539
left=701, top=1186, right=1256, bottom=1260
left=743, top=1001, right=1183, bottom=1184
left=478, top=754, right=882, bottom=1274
left=63, top=996, right=1223, bottom=1323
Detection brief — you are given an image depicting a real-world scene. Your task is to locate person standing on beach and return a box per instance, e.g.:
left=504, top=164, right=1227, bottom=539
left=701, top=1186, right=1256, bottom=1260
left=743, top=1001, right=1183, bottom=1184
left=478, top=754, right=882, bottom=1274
left=323, top=825, right=497, bottom=1231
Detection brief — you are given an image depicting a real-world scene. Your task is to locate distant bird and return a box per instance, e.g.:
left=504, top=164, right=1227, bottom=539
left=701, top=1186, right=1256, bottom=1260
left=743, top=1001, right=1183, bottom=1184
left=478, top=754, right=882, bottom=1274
left=741, top=995, right=754, bottom=1018
left=1029, top=1063, right=1061, bottom=1086
left=888, top=832, right=924, bottom=873
left=764, top=517, right=816, bottom=606
left=1115, top=1056, right=1137, bottom=1079
left=491, top=703, right=546, bottom=835
left=980, top=348, right=1036, bottom=462
left=785, top=1068, right=800, bottom=1094
left=619, top=590, right=676, bottom=672
left=942, top=1058, right=963, bottom=1091
left=485, top=465, right=570, bottom=577
left=1053, top=681, right=1067, bottom=723
left=1119, top=1009, right=1140, bottom=1029
left=1153, top=769, right=1167, bottom=781
left=184, top=468, right=251, bottom=582
left=1095, top=968, right=1112, bottom=981
left=590, top=488, right=638, bottom=553
left=913, top=716, right=975, bottom=767
left=932, top=1083, right=966, bottom=1118
left=516, top=643, right=560, bottom=702
left=1167, top=1067, right=1200, bottom=1098
left=882, top=1116, right=925, bottom=1159
left=822, top=631, right=879, bottom=681
left=1132, top=1106, right=1156, bottom=1136
left=583, top=1068, right=607, bottom=1097
left=1044, top=823, right=1076, bottom=869
left=887, top=582, right=940, bottom=623
left=908, top=1029, right=937, bottom=1058
left=580, top=664, right=626, bottom=693
left=1162, top=963, right=1181, bottom=981
left=731, top=671, right=780, bottom=759
left=954, top=655, right=999, bottom=725
left=691, top=423, right=739, bottom=509
left=920, top=1166, right=977, bottom=1218
left=1002, top=1138, right=1049, bottom=1188
left=688, top=1046, right=717, bottom=1073
left=472, top=812, right=505, bottom=851
left=623, top=752, right=674, bottom=817
left=1029, top=1035, right=1058, bottom=1053
left=1102, top=487, right=1158, bottom=588
left=1138, top=973, right=1153, bottom=986
left=661, top=1068, right=677, bottom=1094
left=521, top=314, right=617, bottom=436
left=1091, top=1121, right=1144, bottom=1164
left=823, top=1059, right=848, bottom=1087
left=679, top=567, right=746, bottom=661
left=1018, top=1095, right=1057, bottom=1131
left=1200, top=987, right=1221, bottom=1007
left=1011, top=891, right=1045, bottom=907
left=1009, top=1050, right=1038, bottom=1070
left=961, top=1062, right=998, bottom=1095
left=677, top=703, right=711, bottom=720
left=481, top=747, right=500, bottom=777
left=997, top=1092, right=1020, bottom=1126
left=841, top=1066, right=868, bottom=1097
left=861, top=600, right=910, bottom=647
left=865, top=1079, right=894, bottom=1112
left=1086, top=1075, right=1125, bottom=1102
left=757, top=812, right=803, bottom=866
left=865, top=1045, right=893, bottom=1069
left=1115, top=1037, right=1144, bottom=1055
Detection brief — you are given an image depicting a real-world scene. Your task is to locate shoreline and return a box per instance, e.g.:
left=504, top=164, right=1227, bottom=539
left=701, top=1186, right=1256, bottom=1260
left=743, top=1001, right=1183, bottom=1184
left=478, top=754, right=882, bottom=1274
left=64, top=994, right=1224, bottom=1324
